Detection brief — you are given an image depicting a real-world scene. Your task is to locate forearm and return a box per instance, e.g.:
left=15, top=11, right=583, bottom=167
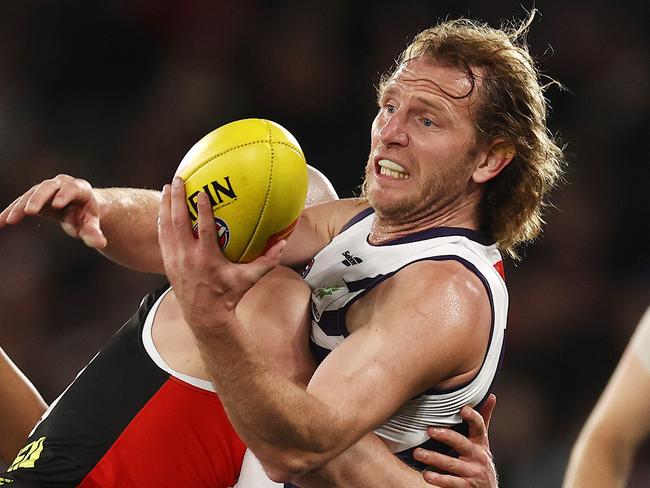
left=95, top=187, right=164, bottom=273
left=564, top=425, right=632, bottom=488
left=0, top=348, right=47, bottom=464
left=564, top=346, right=650, bottom=488
left=193, top=325, right=350, bottom=481
left=294, top=433, right=426, bottom=488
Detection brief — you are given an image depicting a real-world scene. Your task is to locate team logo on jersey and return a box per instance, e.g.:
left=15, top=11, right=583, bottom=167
left=311, top=283, right=348, bottom=322
left=7, top=437, right=45, bottom=473
left=341, top=251, right=363, bottom=266
left=194, top=218, right=230, bottom=250
left=314, top=286, right=344, bottom=300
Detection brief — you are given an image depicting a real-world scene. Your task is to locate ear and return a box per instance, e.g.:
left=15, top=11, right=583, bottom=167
left=472, top=139, right=515, bottom=184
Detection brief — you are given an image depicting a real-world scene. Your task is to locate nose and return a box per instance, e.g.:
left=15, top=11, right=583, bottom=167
left=378, top=111, right=409, bottom=147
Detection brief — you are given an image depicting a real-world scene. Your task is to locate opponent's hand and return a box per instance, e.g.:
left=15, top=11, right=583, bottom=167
left=0, top=174, right=107, bottom=249
left=158, top=177, right=284, bottom=331
left=414, top=394, right=498, bottom=488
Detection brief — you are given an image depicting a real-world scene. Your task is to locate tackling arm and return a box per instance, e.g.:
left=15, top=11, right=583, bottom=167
left=0, top=166, right=346, bottom=274
left=0, top=175, right=165, bottom=273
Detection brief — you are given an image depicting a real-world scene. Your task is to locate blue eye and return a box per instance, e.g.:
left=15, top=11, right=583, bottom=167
left=422, top=118, right=433, bottom=127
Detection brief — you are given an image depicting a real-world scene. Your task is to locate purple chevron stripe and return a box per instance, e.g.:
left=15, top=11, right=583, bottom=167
left=339, top=206, right=374, bottom=233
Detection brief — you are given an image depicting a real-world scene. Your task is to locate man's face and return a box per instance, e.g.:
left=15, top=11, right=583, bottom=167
left=365, top=56, right=484, bottom=224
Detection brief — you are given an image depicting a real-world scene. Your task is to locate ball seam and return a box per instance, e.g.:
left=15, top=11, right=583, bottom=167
left=239, top=121, right=275, bottom=261
left=183, top=140, right=300, bottom=180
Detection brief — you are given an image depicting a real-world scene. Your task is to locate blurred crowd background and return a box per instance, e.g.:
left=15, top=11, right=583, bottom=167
left=0, top=1, right=648, bottom=485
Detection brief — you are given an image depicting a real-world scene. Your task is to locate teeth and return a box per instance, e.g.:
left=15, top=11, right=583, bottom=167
left=378, top=159, right=409, bottom=179
left=380, top=167, right=409, bottom=179
left=378, top=159, right=406, bottom=172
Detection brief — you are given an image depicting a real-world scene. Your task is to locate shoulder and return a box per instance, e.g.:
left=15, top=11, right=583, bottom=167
left=301, top=198, right=369, bottom=240
left=384, top=259, right=489, bottom=327
left=306, top=165, right=339, bottom=206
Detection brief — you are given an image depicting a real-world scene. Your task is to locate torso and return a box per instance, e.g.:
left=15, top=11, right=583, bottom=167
left=303, top=208, right=508, bottom=466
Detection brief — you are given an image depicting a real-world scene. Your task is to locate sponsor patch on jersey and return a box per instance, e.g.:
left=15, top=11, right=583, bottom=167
left=311, top=282, right=348, bottom=322
left=7, top=437, right=45, bottom=472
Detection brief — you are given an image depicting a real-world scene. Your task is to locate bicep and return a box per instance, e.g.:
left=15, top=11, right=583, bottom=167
left=304, top=262, right=488, bottom=445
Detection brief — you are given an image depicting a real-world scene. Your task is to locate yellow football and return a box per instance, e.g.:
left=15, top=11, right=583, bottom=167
left=175, top=118, right=308, bottom=263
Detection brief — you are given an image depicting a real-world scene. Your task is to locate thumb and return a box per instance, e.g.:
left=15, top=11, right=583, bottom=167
left=243, top=240, right=286, bottom=283
left=479, top=394, right=497, bottom=431
left=263, top=239, right=287, bottom=264
left=79, top=223, right=107, bottom=249
left=79, top=202, right=107, bottom=249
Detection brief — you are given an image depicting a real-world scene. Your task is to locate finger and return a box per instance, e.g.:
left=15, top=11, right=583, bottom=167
left=414, top=448, right=473, bottom=477
left=196, top=191, right=220, bottom=255
left=54, top=182, right=106, bottom=248
left=241, top=240, right=286, bottom=283
left=170, top=176, right=193, bottom=243
left=263, top=239, right=286, bottom=264
left=478, top=394, right=496, bottom=431
left=0, top=192, right=33, bottom=226
left=426, top=427, right=473, bottom=457
left=158, top=184, right=175, bottom=261
left=60, top=208, right=81, bottom=239
left=27, top=176, right=72, bottom=212
left=2, top=187, right=39, bottom=224
left=49, top=178, right=92, bottom=209
left=422, top=470, right=467, bottom=488
left=78, top=211, right=107, bottom=249
left=459, top=405, right=487, bottom=441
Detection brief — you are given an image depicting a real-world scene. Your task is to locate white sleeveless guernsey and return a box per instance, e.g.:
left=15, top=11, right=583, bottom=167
left=235, top=209, right=510, bottom=487
left=303, top=208, right=508, bottom=456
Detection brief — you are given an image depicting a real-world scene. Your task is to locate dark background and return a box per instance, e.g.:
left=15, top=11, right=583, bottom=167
left=0, top=1, right=648, bottom=486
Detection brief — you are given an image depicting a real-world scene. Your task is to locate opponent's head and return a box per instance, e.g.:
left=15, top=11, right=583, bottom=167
left=364, top=11, right=564, bottom=258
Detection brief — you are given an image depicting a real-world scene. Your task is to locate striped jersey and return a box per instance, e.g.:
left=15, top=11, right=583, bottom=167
left=303, top=208, right=508, bottom=467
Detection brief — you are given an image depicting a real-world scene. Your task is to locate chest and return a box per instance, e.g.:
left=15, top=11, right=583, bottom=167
left=304, top=231, right=423, bottom=337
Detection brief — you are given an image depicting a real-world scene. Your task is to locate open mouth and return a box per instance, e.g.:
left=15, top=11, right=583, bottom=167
left=376, top=159, right=410, bottom=180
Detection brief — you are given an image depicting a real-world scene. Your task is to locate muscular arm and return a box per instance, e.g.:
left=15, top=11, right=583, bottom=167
left=93, top=187, right=164, bottom=273
left=0, top=348, right=47, bottom=465
left=564, top=307, right=650, bottom=488
left=295, top=433, right=427, bottom=487
left=160, top=184, right=491, bottom=483
left=0, top=166, right=346, bottom=273
left=0, top=175, right=165, bottom=273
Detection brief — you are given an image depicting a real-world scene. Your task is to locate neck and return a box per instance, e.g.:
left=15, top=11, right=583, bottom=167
left=368, top=196, right=481, bottom=245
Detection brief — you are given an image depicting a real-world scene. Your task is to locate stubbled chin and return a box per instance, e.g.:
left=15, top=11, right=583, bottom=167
left=367, top=185, right=412, bottom=219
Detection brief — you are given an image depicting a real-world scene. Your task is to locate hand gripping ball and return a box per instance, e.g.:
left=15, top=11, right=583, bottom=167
left=175, top=118, right=308, bottom=262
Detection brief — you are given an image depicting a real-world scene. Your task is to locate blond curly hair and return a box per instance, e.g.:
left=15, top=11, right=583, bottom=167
left=377, top=11, right=565, bottom=258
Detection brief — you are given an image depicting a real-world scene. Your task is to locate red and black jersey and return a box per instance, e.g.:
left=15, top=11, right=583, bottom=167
left=1, top=286, right=245, bottom=487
